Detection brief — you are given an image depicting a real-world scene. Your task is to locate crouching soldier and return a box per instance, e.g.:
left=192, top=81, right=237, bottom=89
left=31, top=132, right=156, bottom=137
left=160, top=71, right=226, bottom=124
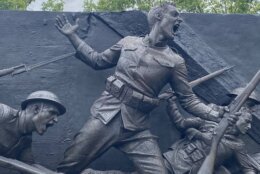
left=0, top=90, right=66, bottom=165
left=163, top=88, right=260, bottom=174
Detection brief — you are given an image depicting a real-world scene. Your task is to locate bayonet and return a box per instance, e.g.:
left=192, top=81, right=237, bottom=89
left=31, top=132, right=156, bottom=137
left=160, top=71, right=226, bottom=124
left=190, top=66, right=234, bottom=87
left=0, top=52, right=75, bottom=77
left=158, top=66, right=234, bottom=100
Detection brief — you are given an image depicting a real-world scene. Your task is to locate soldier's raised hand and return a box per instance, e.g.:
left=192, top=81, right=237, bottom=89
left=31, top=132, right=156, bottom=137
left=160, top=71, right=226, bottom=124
left=55, top=14, right=79, bottom=36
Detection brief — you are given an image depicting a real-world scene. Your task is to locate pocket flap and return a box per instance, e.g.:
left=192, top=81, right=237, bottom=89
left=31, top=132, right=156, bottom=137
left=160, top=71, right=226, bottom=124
left=153, top=56, right=175, bottom=68
left=123, top=45, right=138, bottom=51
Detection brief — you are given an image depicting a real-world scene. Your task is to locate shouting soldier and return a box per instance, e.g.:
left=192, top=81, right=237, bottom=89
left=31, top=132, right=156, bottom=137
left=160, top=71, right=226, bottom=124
left=0, top=90, right=65, bottom=165
left=55, top=2, right=236, bottom=174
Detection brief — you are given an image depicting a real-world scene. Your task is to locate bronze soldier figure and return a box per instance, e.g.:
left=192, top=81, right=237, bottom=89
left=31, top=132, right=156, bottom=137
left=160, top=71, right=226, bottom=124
left=0, top=90, right=65, bottom=165
left=163, top=88, right=260, bottom=174
left=55, top=2, right=234, bottom=174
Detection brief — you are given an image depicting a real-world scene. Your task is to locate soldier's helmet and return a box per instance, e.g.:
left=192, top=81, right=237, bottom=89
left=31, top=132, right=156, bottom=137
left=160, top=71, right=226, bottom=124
left=227, top=87, right=260, bottom=105
left=21, top=90, right=66, bottom=115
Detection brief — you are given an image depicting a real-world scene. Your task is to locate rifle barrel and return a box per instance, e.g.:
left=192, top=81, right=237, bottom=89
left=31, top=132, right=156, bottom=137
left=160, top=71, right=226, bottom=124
left=198, top=69, right=260, bottom=174
left=0, top=156, right=44, bottom=174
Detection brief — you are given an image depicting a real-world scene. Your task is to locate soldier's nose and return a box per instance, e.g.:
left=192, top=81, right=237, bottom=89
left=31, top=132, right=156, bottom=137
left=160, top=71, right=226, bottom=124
left=177, top=17, right=183, bottom=23
left=54, top=116, right=58, bottom=123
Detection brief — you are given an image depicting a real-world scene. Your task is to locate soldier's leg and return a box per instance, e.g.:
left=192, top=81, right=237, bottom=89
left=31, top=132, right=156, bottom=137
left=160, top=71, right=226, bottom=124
left=57, top=116, right=121, bottom=174
left=117, top=130, right=168, bottom=174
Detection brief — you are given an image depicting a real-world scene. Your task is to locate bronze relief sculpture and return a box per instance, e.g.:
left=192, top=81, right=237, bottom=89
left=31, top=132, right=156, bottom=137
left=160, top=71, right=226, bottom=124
left=0, top=2, right=259, bottom=174
left=54, top=2, right=249, bottom=174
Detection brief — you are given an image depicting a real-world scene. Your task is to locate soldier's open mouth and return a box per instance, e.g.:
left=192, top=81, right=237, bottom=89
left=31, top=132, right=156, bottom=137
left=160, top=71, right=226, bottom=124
left=173, top=23, right=180, bottom=34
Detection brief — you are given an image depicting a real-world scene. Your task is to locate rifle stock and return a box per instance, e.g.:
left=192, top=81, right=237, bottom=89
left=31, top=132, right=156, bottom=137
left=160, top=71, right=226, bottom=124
left=0, top=155, right=58, bottom=174
left=198, top=70, right=260, bottom=174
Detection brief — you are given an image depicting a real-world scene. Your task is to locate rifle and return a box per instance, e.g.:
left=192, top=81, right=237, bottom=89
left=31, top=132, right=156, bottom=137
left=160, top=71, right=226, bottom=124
left=158, top=66, right=234, bottom=100
left=0, top=52, right=75, bottom=78
left=190, top=66, right=234, bottom=88
left=0, top=155, right=58, bottom=174
left=198, top=70, right=260, bottom=174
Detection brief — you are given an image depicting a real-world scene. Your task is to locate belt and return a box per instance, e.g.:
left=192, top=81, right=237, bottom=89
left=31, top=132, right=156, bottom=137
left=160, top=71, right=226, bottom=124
left=105, top=75, right=159, bottom=113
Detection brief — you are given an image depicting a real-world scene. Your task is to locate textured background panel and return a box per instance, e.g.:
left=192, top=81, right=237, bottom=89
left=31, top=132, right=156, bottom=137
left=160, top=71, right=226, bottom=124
left=0, top=11, right=259, bottom=173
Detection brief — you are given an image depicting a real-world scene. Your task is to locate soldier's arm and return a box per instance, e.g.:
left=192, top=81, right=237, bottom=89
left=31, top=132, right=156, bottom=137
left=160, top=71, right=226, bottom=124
left=170, top=59, right=221, bottom=122
left=56, top=15, right=122, bottom=70
left=17, top=137, right=34, bottom=165
left=75, top=40, right=122, bottom=70
left=185, top=128, right=212, bottom=145
left=167, top=96, right=205, bottom=130
left=235, top=151, right=260, bottom=174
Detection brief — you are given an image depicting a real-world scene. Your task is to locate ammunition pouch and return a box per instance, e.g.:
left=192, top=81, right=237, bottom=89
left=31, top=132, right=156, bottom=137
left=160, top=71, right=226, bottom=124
left=105, top=75, right=160, bottom=113
left=184, top=142, right=205, bottom=163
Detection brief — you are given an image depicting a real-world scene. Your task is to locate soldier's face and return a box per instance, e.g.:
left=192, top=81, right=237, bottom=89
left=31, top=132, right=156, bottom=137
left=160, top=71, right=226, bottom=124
left=159, top=5, right=182, bottom=40
left=32, top=104, right=59, bottom=135
left=236, top=112, right=252, bottom=134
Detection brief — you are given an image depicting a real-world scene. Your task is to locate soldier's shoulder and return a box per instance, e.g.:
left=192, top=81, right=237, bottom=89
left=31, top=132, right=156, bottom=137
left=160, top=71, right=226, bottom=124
left=167, top=48, right=185, bottom=65
left=120, top=36, right=142, bottom=45
left=0, top=103, right=18, bottom=121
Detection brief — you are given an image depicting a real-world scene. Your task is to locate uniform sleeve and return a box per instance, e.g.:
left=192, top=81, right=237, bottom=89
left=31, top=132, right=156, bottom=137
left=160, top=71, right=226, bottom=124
left=0, top=103, right=17, bottom=122
left=235, top=150, right=260, bottom=174
left=167, top=97, right=186, bottom=129
left=170, top=60, right=220, bottom=122
left=75, top=38, right=123, bottom=70
left=167, top=97, right=204, bottom=130
left=18, top=136, right=34, bottom=164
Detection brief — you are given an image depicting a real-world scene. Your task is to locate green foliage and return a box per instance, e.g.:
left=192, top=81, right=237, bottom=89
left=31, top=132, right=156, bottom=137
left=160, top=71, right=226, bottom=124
left=0, top=0, right=34, bottom=10
left=83, top=0, right=260, bottom=14
left=42, top=0, right=64, bottom=11
left=84, top=0, right=97, bottom=12
left=84, top=0, right=135, bottom=12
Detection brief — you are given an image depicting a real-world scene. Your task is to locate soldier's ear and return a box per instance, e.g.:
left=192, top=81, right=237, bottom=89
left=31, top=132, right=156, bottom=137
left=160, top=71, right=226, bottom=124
left=33, top=104, right=40, bottom=115
left=155, top=12, right=163, bottom=21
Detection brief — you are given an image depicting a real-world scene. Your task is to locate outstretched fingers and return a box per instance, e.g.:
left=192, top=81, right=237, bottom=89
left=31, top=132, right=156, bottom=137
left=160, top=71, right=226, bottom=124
left=55, top=23, right=62, bottom=31
left=56, top=16, right=64, bottom=28
left=75, top=18, right=80, bottom=26
left=63, top=14, right=69, bottom=23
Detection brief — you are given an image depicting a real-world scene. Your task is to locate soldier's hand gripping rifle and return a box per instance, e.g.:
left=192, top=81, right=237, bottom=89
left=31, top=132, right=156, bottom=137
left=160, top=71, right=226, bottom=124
left=0, top=52, right=75, bottom=78
left=198, top=70, right=260, bottom=174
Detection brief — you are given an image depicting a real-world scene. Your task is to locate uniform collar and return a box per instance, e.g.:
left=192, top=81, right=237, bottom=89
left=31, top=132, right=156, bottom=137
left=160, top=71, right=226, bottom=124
left=142, top=35, right=168, bottom=49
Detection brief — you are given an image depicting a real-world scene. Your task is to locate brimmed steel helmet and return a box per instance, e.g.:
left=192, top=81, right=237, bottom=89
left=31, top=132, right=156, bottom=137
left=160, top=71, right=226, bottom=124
left=21, top=90, right=66, bottom=115
left=227, top=87, right=260, bottom=104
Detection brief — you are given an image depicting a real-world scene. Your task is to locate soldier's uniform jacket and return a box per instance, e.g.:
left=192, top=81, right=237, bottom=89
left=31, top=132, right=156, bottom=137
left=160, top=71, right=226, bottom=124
left=76, top=36, right=219, bottom=131
left=0, top=103, right=33, bottom=164
left=163, top=119, right=260, bottom=174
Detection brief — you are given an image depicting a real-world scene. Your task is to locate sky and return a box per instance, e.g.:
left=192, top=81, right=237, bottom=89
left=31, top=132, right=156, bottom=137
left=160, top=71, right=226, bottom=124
left=27, top=0, right=85, bottom=11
